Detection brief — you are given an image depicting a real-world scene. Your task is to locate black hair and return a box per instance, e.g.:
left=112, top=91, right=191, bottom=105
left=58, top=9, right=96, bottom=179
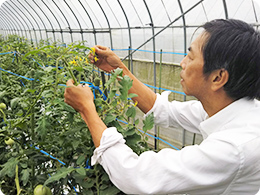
left=202, top=19, right=260, bottom=100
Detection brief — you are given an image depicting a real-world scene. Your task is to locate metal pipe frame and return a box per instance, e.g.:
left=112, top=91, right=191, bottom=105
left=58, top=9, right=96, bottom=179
left=64, top=0, right=84, bottom=42
left=1, top=5, right=27, bottom=39
left=17, top=0, right=43, bottom=41
left=32, top=0, right=56, bottom=42
left=78, top=0, right=97, bottom=45
left=143, top=0, right=157, bottom=149
left=52, top=0, right=73, bottom=43
left=5, top=1, right=33, bottom=41
left=41, top=0, right=63, bottom=43
left=122, top=0, right=204, bottom=61
left=0, top=14, right=12, bottom=37
left=9, top=0, right=37, bottom=44
left=0, top=12, right=15, bottom=36
left=117, top=0, right=133, bottom=72
left=25, top=0, right=49, bottom=41
left=96, top=0, right=113, bottom=49
left=222, top=0, right=229, bottom=19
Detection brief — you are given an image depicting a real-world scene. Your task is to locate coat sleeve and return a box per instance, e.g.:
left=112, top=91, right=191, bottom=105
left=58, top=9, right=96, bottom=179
left=144, top=91, right=208, bottom=134
left=91, top=127, right=240, bottom=195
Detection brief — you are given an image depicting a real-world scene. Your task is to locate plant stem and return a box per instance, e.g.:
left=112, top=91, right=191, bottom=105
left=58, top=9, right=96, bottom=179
left=15, top=165, right=21, bottom=195
left=13, top=84, right=48, bottom=128
left=62, top=59, right=78, bottom=86
left=54, top=57, right=61, bottom=98
left=31, top=70, right=35, bottom=141
left=0, top=108, right=7, bottom=123
left=94, top=165, right=100, bottom=195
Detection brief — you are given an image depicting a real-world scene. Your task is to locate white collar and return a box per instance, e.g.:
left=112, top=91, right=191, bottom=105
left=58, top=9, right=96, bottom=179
left=199, top=98, right=256, bottom=139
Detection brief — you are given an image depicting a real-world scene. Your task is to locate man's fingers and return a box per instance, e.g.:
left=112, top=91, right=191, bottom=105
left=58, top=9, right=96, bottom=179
left=66, top=79, right=75, bottom=86
left=81, top=83, right=89, bottom=88
left=95, top=45, right=109, bottom=55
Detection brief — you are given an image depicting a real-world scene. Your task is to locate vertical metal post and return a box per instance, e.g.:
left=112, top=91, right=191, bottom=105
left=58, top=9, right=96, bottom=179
left=5, top=1, right=33, bottom=43
left=0, top=15, right=11, bottom=37
left=143, top=0, right=157, bottom=150
left=117, top=0, right=133, bottom=73
left=25, top=0, right=48, bottom=41
left=9, top=0, right=36, bottom=45
left=2, top=5, right=27, bottom=39
left=16, top=0, right=42, bottom=46
left=222, top=0, right=229, bottom=19
left=33, top=0, right=56, bottom=42
left=52, top=0, right=73, bottom=43
left=64, top=0, right=84, bottom=41
left=78, top=0, right=97, bottom=45
left=41, top=0, right=63, bottom=43
left=96, top=0, right=113, bottom=49
left=0, top=12, right=16, bottom=36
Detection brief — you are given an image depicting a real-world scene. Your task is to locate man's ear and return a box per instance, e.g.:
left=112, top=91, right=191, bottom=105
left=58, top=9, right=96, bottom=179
left=211, top=69, right=229, bottom=91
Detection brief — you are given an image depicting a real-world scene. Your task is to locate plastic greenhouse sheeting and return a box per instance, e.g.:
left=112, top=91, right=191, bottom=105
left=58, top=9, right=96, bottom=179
left=0, top=0, right=260, bottom=64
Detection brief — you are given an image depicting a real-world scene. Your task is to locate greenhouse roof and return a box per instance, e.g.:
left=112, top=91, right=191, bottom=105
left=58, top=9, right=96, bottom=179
left=0, top=0, right=260, bottom=63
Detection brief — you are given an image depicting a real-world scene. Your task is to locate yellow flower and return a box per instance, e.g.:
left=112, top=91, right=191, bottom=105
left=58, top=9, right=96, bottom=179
left=69, top=60, right=77, bottom=66
left=94, top=57, right=99, bottom=62
left=85, top=58, right=89, bottom=63
left=134, top=101, right=138, bottom=107
left=90, top=47, right=95, bottom=53
left=79, top=57, right=83, bottom=61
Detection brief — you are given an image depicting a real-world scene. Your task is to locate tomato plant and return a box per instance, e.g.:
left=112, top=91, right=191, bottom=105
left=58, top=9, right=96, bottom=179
left=0, top=35, right=154, bottom=194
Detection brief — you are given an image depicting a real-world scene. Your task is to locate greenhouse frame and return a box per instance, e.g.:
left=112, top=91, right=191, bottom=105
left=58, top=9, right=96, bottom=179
left=0, top=0, right=260, bottom=194
left=1, top=0, right=260, bottom=148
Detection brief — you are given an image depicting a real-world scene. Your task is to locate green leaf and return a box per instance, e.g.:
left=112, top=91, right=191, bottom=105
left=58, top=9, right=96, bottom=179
left=76, top=155, right=85, bottom=165
left=76, top=167, right=86, bottom=176
left=81, top=178, right=95, bottom=189
left=104, top=114, right=116, bottom=124
left=125, top=134, right=141, bottom=146
left=0, top=157, right=19, bottom=178
left=44, top=167, right=75, bottom=186
left=108, top=89, right=117, bottom=99
left=105, top=68, right=123, bottom=88
left=44, top=66, right=56, bottom=73
left=100, top=185, right=120, bottom=195
left=128, top=93, right=138, bottom=99
left=134, top=119, right=140, bottom=125
left=124, top=126, right=136, bottom=136
left=24, top=88, right=36, bottom=94
left=125, top=107, right=136, bottom=118
left=21, top=168, right=30, bottom=186
left=74, top=67, right=84, bottom=71
left=119, top=76, right=133, bottom=101
left=72, top=140, right=80, bottom=150
left=57, top=100, right=76, bottom=113
left=143, top=113, right=154, bottom=132
left=10, top=97, right=22, bottom=109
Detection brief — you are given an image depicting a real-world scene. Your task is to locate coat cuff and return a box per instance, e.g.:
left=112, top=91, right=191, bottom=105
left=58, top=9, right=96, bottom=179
left=91, top=127, right=125, bottom=166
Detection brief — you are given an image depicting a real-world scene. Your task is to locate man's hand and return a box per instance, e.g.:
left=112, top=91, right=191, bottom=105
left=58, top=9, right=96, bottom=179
left=64, top=79, right=107, bottom=148
left=64, top=79, right=94, bottom=113
left=89, top=45, right=125, bottom=73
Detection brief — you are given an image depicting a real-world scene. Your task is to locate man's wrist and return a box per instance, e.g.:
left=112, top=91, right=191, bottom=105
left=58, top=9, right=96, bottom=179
left=79, top=101, right=96, bottom=115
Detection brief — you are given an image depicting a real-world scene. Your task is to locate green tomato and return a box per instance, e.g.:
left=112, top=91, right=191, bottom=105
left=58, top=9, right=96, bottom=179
left=46, top=187, right=52, bottom=195
left=5, top=138, right=14, bottom=145
left=34, top=185, right=47, bottom=195
left=0, top=103, right=6, bottom=109
left=94, top=77, right=101, bottom=86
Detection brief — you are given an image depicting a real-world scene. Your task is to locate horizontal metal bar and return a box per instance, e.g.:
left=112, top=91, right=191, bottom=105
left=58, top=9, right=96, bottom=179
left=1, top=23, right=260, bottom=32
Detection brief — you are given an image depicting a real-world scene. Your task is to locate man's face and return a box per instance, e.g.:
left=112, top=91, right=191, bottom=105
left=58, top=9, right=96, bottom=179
left=180, top=33, right=210, bottom=100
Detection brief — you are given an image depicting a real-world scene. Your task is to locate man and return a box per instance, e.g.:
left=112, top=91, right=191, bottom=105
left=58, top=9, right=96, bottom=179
left=64, top=19, right=260, bottom=194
